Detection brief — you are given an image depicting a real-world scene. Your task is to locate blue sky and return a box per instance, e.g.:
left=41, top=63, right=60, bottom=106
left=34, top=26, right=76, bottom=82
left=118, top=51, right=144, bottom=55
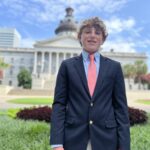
left=0, top=0, right=150, bottom=71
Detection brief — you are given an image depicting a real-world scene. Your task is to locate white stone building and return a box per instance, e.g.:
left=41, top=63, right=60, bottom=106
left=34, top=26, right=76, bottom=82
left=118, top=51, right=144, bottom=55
left=0, top=7, right=147, bottom=90
left=0, top=28, right=21, bottom=47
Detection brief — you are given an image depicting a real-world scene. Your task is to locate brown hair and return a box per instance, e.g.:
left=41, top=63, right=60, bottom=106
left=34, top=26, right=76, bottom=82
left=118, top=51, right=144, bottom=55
left=78, top=17, right=108, bottom=43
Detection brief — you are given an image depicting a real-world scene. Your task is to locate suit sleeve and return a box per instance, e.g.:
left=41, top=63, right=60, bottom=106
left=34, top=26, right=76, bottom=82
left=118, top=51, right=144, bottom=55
left=112, top=63, right=130, bottom=150
left=50, top=61, right=68, bottom=145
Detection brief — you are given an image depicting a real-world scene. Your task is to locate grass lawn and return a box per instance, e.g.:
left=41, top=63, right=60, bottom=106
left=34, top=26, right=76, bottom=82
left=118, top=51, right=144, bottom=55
left=0, top=108, right=21, bottom=118
left=0, top=115, right=51, bottom=150
left=7, top=97, right=54, bottom=105
left=0, top=111, right=150, bottom=150
left=136, top=99, right=150, bottom=105
left=130, top=113, right=150, bottom=149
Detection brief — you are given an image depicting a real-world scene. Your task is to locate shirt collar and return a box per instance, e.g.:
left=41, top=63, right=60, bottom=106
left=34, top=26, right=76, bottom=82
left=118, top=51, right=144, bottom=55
left=82, top=50, right=100, bottom=62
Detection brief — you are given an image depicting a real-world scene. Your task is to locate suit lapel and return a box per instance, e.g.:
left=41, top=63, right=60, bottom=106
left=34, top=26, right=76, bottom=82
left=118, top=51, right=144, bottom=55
left=74, top=53, right=108, bottom=100
left=74, top=54, right=91, bottom=99
left=92, top=54, right=107, bottom=101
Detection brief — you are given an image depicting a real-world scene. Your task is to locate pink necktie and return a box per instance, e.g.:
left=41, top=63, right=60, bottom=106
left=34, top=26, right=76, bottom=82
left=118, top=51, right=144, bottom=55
left=87, top=54, right=97, bottom=96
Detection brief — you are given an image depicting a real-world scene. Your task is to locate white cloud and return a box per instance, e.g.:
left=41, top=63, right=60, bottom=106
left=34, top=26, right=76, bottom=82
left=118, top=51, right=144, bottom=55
left=102, top=39, right=136, bottom=52
left=105, top=17, right=135, bottom=34
left=21, top=38, right=35, bottom=48
left=131, top=39, right=150, bottom=50
left=101, top=0, right=128, bottom=13
left=0, top=0, right=129, bottom=25
left=141, top=39, right=150, bottom=47
left=102, top=38, right=150, bottom=71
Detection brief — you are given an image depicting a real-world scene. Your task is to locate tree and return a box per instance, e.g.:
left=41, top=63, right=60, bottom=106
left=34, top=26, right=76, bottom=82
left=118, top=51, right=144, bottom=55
left=0, top=58, right=9, bottom=69
left=140, top=74, right=150, bottom=89
left=123, top=64, right=136, bottom=89
left=17, top=68, right=32, bottom=89
left=0, top=58, right=10, bottom=79
left=134, top=60, right=148, bottom=89
left=123, top=64, right=136, bottom=78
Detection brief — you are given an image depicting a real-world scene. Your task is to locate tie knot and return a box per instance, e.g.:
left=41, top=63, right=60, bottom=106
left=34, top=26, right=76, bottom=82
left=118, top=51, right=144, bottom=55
left=89, top=54, right=95, bottom=62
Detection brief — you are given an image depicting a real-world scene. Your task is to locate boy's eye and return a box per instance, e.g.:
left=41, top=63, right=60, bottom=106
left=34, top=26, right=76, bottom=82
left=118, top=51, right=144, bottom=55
left=85, top=31, right=91, bottom=33
left=96, top=31, right=102, bottom=35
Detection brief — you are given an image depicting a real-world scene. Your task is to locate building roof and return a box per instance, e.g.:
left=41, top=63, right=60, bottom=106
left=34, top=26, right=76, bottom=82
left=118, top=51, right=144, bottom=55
left=55, top=7, right=78, bottom=35
left=34, top=34, right=81, bottom=48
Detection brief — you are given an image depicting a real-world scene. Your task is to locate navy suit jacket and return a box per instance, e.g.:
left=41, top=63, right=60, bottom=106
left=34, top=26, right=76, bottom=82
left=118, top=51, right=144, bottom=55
left=50, top=54, right=130, bottom=150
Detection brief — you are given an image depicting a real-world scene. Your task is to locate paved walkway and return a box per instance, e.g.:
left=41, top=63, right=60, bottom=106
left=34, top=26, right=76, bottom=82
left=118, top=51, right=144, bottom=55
left=0, top=91, right=150, bottom=112
left=126, top=90, right=150, bottom=112
left=0, top=95, right=51, bottom=110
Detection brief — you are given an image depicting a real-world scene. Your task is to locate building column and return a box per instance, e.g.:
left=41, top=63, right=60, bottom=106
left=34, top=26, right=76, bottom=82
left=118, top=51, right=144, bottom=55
left=55, top=52, right=59, bottom=76
left=63, top=53, right=66, bottom=60
left=48, top=52, right=52, bottom=75
left=41, top=52, right=45, bottom=73
left=71, top=53, right=73, bottom=57
left=33, top=51, right=37, bottom=75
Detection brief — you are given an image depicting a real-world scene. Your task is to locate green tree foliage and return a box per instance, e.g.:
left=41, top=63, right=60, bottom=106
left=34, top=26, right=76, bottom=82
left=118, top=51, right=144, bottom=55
left=123, top=60, right=148, bottom=79
left=134, top=60, right=148, bottom=89
left=17, top=68, right=32, bottom=89
left=0, top=58, right=10, bottom=79
left=123, top=60, right=148, bottom=89
left=0, top=58, right=9, bottom=69
left=134, top=60, right=148, bottom=76
left=123, top=64, right=136, bottom=89
left=123, top=64, right=136, bottom=78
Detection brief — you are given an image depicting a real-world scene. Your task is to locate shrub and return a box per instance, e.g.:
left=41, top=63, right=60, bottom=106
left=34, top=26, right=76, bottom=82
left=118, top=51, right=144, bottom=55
left=7, top=108, right=21, bottom=118
left=128, top=107, right=148, bottom=126
left=17, top=106, right=52, bottom=123
left=16, top=106, right=148, bottom=126
left=17, top=68, right=32, bottom=89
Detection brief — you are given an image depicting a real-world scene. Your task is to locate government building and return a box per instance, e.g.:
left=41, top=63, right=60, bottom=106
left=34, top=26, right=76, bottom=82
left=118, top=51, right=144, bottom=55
left=0, top=7, right=147, bottom=91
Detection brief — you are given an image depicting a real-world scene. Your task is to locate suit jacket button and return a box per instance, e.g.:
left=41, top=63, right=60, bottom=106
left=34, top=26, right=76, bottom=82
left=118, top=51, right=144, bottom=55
left=89, top=120, right=93, bottom=124
left=90, top=102, right=93, bottom=107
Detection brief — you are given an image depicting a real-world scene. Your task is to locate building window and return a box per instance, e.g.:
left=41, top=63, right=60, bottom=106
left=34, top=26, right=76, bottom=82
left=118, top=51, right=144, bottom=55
left=10, top=66, right=14, bottom=75
left=30, top=58, right=34, bottom=64
left=73, top=53, right=78, bottom=57
left=9, top=80, right=12, bottom=86
left=20, top=58, right=24, bottom=63
left=11, top=58, right=14, bottom=63
left=10, top=69, right=13, bottom=75
left=29, top=67, right=33, bottom=73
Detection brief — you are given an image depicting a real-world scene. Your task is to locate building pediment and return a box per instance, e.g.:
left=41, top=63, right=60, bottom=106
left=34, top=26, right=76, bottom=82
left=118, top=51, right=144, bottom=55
left=34, top=35, right=81, bottom=48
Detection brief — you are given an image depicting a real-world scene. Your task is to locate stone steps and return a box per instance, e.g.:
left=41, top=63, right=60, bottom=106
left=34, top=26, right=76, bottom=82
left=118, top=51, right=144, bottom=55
left=7, top=89, right=54, bottom=96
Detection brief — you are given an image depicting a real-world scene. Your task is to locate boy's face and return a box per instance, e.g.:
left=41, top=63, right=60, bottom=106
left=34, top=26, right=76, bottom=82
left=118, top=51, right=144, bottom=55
left=80, top=26, right=103, bottom=54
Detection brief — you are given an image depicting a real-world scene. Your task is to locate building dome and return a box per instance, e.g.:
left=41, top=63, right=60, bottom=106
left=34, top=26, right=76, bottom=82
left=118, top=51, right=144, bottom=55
left=55, top=7, right=78, bottom=35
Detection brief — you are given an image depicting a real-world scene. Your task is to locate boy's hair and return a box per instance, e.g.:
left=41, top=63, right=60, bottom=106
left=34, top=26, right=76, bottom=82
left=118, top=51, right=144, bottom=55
left=78, top=17, right=108, bottom=43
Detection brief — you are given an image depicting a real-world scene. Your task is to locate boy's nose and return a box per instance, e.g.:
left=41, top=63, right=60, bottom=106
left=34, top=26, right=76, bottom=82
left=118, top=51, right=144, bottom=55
left=90, top=31, right=96, bottom=37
